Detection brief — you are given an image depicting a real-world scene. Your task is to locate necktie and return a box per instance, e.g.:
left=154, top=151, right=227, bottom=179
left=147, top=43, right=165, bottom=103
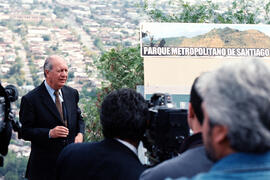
left=54, top=90, right=66, bottom=126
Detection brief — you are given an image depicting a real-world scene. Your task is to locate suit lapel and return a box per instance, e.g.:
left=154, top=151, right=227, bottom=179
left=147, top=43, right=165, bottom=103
left=61, top=86, right=71, bottom=128
left=40, top=82, right=63, bottom=123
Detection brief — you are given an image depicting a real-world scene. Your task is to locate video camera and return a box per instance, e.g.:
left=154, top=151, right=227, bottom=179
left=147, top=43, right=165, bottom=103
left=143, top=93, right=190, bottom=165
left=0, top=82, right=21, bottom=166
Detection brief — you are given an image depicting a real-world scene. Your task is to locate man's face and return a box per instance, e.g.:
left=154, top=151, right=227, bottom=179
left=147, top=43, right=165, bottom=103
left=202, top=103, right=218, bottom=162
left=46, top=57, right=68, bottom=90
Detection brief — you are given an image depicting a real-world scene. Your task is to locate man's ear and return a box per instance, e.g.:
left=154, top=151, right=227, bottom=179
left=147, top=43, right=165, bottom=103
left=45, top=69, right=49, bottom=77
left=212, top=125, right=228, bottom=145
left=211, top=125, right=235, bottom=158
left=188, top=103, right=195, bottom=119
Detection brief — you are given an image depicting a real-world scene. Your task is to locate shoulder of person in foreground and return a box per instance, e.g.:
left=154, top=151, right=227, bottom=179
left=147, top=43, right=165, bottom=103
left=140, top=146, right=213, bottom=180
left=57, top=141, right=95, bottom=160
left=165, top=172, right=218, bottom=180
left=165, top=169, right=241, bottom=180
left=56, top=142, right=93, bottom=170
left=55, top=142, right=96, bottom=179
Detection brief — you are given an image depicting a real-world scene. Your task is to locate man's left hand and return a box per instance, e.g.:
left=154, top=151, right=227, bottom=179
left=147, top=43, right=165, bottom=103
left=74, top=133, right=83, bottom=143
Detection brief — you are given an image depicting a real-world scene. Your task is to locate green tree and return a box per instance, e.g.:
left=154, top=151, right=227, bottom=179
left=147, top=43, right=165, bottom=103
left=53, top=6, right=70, bottom=19
left=82, top=46, right=144, bottom=142
left=75, top=17, right=83, bottom=25
left=4, top=57, right=26, bottom=86
left=6, top=57, right=23, bottom=77
left=28, top=57, right=42, bottom=87
left=96, top=46, right=143, bottom=90
left=42, top=34, right=51, bottom=41
left=143, top=0, right=269, bottom=24
left=0, top=150, right=27, bottom=180
left=93, top=38, right=105, bottom=52
left=68, top=71, right=75, bottom=80
left=81, top=96, right=103, bottom=142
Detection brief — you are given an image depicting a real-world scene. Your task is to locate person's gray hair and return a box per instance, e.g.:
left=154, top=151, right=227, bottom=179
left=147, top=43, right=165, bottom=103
left=43, top=56, right=54, bottom=77
left=197, top=59, right=270, bottom=153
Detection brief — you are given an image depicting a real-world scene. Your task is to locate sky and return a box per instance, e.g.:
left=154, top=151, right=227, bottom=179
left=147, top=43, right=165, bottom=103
left=141, top=23, right=270, bottom=40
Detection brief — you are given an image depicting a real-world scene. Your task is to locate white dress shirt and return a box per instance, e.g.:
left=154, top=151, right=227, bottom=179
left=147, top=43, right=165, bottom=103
left=115, top=138, right=138, bottom=156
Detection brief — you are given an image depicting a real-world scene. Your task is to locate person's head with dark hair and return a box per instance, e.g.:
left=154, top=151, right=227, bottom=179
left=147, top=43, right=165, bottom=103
left=188, top=77, right=204, bottom=134
left=100, top=88, right=148, bottom=147
left=190, top=77, right=203, bottom=124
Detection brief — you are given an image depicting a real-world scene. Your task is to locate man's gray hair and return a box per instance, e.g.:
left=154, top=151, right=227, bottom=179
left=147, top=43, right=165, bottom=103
left=197, top=59, right=270, bottom=153
left=43, top=56, right=54, bottom=77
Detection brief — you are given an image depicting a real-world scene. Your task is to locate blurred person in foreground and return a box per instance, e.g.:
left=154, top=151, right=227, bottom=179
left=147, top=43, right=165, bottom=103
left=20, top=55, right=85, bottom=180
left=56, top=88, right=148, bottom=180
left=170, top=59, right=270, bottom=180
left=140, top=77, right=213, bottom=180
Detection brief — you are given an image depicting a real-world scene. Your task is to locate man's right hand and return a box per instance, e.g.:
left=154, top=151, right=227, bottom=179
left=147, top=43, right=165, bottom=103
left=49, top=126, right=69, bottom=138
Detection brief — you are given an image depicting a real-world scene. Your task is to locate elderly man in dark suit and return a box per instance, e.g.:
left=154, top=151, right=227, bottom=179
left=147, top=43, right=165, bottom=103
left=19, top=55, right=85, bottom=180
left=56, top=88, right=148, bottom=180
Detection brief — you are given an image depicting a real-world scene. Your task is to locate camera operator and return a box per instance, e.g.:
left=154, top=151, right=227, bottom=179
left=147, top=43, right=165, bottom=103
left=0, top=82, right=20, bottom=167
left=140, top=77, right=213, bottom=180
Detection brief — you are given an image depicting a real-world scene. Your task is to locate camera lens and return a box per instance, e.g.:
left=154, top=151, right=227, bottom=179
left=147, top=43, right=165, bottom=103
left=5, top=85, right=18, bottom=102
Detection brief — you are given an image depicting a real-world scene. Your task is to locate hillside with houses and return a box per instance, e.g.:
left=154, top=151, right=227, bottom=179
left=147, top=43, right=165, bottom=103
left=0, top=0, right=147, bottom=178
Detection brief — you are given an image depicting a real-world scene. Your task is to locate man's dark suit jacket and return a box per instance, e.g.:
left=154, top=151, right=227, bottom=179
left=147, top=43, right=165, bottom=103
left=56, top=138, right=146, bottom=180
left=19, top=82, right=85, bottom=180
